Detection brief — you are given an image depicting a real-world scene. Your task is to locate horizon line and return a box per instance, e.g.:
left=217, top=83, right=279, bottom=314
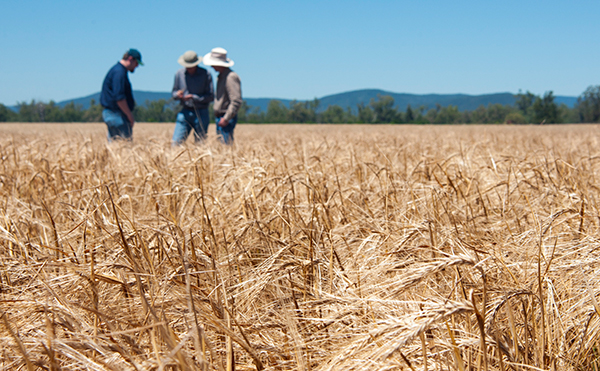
left=4, top=88, right=580, bottom=107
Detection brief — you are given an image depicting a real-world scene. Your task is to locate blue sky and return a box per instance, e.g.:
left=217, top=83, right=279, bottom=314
left=1, top=0, right=599, bottom=106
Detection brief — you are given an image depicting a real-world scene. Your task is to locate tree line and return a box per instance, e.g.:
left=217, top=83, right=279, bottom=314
left=2, top=86, right=600, bottom=124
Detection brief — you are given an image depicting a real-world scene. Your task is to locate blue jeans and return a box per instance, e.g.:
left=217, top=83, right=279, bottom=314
left=102, top=109, right=132, bottom=141
left=216, top=116, right=237, bottom=144
left=172, top=108, right=210, bottom=145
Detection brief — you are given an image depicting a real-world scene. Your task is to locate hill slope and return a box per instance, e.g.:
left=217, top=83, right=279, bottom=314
left=12, top=89, right=578, bottom=113
left=241, top=90, right=578, bottom=113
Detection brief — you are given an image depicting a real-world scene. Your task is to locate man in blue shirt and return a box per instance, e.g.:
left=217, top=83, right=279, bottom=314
left=100, top=49, right=143, bottom=141
left=171, top=50, right=214, bottom=145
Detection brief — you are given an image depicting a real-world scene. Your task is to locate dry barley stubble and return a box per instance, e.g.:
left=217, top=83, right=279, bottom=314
left=0, top=124, right=599, bottom=370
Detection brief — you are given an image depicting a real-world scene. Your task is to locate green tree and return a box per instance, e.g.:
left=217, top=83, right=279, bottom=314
left=61, top=102, right=85, bottom=122
left=265, top=100, right=289, bottom=123
left=357, top=103, right=374, bottom=123
left=405, top=104, right=414, bottom=123
left=468, top=104, right=514, bottom=123
left=208, top=104, right=215, bottom=122
left=83, top=99, right=103, bottom=122
left=237, top=101, right=248, bottom=122
left=237, top=101, right=264, bottom=123
left=134, top=99, right=177, bottom=122
left=486, top=104, right=512, bottom=123
left=0, top=104, right=17, bottom=122
left=515, top=90, right=536, bottom=115
left=152, top=99, right=177, bottom=122
left=345, top=107, right=358, bottom=123
left=288, top=100, right=317, bottom=123
left=370, top=94, right=399, bottom=123
left=504, top=112, right=527, bottom=124
left=413, top=105, right=428, bottom=123
left=558, top=104, right=579, bottom=124
left=132, top=106, right=145, bottom=121
left=320, top=105, right=348, bottom=123
left=460, top=110, right=473, bottom=124
left=44, top=101, right=65, bottom=122
left=532, top=91, right=559, bottom=124
left=18, top=100, right=42, bottom=122
left=577, top=85, right=600, bottom=123
left=433, top=105, right=461, bottom=124
left=424, top=104, right=441, bottom=123
left=307, top=98, right=320, bottom=121
left=469, top=105, right=488, bottom=123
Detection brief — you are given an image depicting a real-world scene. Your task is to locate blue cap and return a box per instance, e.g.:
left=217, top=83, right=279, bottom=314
left=127, top=48, right=143, bottom=65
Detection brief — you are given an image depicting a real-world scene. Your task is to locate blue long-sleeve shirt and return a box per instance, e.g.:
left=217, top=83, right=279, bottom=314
left=101, top=62, right=135, bottom=112
left=172, top=67, right=214, bottom=110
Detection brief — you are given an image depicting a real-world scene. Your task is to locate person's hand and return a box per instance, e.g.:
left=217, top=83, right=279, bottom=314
left=218, top=117, right=228, bottom=127
left=176, top=90, right=184, bottom=99
left=183, top=94, right=193, bottom=101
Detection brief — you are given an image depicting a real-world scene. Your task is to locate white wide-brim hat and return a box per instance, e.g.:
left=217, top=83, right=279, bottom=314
left=203, top=47, right=234, bottom=67
left=178, top=50, right=202, bottom=68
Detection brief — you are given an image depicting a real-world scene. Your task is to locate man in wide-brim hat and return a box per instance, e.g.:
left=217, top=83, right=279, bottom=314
left=203, top=47, right=242, bottom=145
left=171, top=50, right=214, bottom=145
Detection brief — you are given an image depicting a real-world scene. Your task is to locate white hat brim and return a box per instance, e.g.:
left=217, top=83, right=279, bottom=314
left=202, top=52, right=234, bottom=67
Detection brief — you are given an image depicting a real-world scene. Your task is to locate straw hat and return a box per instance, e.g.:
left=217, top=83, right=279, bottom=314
left=178, top=50, right=202, bottom=68
left=203, top=47, right=234, bottom=67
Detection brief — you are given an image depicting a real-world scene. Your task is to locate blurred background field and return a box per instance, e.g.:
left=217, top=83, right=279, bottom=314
left=1, top=123, right=600, bottom=370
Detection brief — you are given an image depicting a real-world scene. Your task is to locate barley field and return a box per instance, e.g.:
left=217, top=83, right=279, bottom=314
left=1, top=123, right=600, bottom=371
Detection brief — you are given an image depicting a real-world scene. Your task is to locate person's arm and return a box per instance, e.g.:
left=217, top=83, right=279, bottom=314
left=220, top=73, right=242, bottom=125
left=117, top=99, right=135, bottom=127
left=172, top=72, right=184, bottom=100
left=110, top=67, right=135, bottom=126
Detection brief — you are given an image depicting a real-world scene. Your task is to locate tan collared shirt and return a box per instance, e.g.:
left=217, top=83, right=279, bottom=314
left=213, top=69, right=242, bottom=121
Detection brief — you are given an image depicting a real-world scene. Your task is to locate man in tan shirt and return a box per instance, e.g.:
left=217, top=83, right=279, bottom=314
left=203, top=47, right=242, bottom=144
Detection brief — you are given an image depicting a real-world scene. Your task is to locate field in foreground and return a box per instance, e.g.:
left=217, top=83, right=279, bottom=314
left=1, top=123, right=600, bottom=370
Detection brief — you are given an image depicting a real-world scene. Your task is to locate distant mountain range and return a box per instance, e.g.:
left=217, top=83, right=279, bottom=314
left=10, top=89, right=579, bottom=113
left=237, top=90, right=579, bottom=112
